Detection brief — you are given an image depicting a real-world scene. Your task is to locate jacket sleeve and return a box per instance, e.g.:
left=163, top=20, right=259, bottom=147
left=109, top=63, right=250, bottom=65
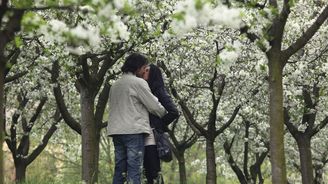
left=136, top=79, right=167, bottom=118
left=156, top=87, right=179, bottom=127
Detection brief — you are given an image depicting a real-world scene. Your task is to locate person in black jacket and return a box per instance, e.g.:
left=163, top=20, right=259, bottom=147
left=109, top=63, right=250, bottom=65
left=142, top=64, right=179, bottom=184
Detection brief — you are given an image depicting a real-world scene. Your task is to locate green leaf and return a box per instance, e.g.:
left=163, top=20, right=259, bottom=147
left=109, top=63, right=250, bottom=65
left=6, top=62, right=13, bottom=69
left=172, top=12, right=185, bottom=21
left=260, top=64, right=266, bottom=71
left=14, top=36, right=23, bottom=47
left=45, top=0, right=60, bottom=6
left=22, top=12, right=46, bottom=32
left=288, top=0, right=296, bottom=7
left=122, top=2, right=135, bottom=15
left=249, top=0, right=259, bottom=7
left=216, top=56, right=222, bottom=65
left=195, top=0, right=203, bottom=10
left=11, top=0, right=33, bottom=8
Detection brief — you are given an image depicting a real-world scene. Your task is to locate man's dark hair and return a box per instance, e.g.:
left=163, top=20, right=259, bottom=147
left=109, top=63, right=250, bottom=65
left=121, top=53, right=149, bottom=73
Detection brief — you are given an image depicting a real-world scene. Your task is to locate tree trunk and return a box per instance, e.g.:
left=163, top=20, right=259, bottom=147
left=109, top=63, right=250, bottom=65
left=206, top=139, right=216, bottom=184
left=296, top=136, right=313, bottom=184
left=313, top=165, right=323, bottom=184
left=0, top=62, right=4, bottom=184
left=15, top=162, right=27, bottom=183
left=268, top=57, right=287, bottom=184
left=176, top=152, right=187, bottom=184
left=80, top=90, right=99, bottom=184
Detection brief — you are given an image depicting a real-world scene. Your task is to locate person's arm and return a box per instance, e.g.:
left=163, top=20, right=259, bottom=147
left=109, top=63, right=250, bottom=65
left=156, top=87, right=179, bottom=126
left=136, top=80, right=167, bottom=118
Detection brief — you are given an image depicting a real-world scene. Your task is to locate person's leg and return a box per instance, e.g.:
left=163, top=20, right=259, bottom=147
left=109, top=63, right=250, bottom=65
left=112, top=135, right=127, bottom=184
left=144, top=145, right=161, bottom=184
left=125, top=134, right=145, bottom=184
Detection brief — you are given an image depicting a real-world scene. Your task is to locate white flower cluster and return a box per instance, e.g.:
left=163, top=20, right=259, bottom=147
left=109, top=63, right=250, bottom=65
left=70, top=24, right=101, bottom=47
left=171, top=0, right=242, bottom=35
left=218, top=40, right=243, bottom=72
left=97, top=2, right=130, bottom=42
left=39, top=19, right=101, bottom=55
left=297, top=123, right=308, bottom=133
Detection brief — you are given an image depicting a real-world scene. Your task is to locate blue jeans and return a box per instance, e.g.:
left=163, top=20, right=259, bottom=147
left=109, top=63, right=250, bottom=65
left=112, top=134, right=144, bottom=184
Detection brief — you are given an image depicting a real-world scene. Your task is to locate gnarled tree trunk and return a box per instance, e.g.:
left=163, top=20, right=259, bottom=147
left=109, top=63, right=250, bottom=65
left=15, top=161, right=27, bottom=183
left=176, top=151, right=187, bottom=184
left=80, top=90, right=100, bottom=184
left=296, top=136, right=313, bottom=184
left=206, top=139, right=216, bottom=184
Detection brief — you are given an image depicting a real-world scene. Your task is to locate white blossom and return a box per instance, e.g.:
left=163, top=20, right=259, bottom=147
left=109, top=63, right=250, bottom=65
left=297, top=123, right=308, bottom=132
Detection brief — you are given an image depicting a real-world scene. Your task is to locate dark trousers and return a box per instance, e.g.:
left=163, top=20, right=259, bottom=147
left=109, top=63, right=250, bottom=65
left=143, top=145, right=164, bottom=184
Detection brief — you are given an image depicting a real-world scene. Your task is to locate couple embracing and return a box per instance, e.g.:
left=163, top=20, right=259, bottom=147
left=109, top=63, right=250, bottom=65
left=107, top=53, right=179, bottom=184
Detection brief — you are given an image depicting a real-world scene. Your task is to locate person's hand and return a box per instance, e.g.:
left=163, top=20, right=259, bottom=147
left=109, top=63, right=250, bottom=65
left=142, top=66, right=150, bottom=80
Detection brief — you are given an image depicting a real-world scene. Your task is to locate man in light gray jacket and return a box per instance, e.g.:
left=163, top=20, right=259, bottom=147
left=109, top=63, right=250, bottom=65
left=107, top=53, right=166, bottom=184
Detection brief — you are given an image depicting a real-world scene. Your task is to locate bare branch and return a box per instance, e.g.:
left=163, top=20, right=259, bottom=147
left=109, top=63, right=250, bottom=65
left=51, top=60, right=81, bottom=134
left=223, top=136, right=248, bottom=183
left=283, top=5, right=328, bottom=59
left=95, top=77, right=110, bottom=127
left=0, top=10, right=24, bottom=58
left=0, top=0, right=9, bottom=23
left=215, top=105, right=241, bottom=136
left=8, top=5, right=75, bottom=12
left=283, top=107, right=299, bottom=137
left=160, top=61, right=207, bottom=137
left=312, top=116, right=328, bottom=136
left=26, top=111, right=62, bottom=165
left=26, top=97, right=47, bottom=131
left=5, top=71, right=28, bottom=83
left=4, top=48, right=20, bottom=76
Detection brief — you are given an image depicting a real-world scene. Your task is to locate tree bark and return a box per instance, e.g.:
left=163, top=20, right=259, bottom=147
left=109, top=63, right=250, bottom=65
left=176, top=152, right=187, bottom=184
left=80, top=89, right=99, bottom=184
left=314, top=165, right=324, bottom=184
left=0, top=61, right=4, bottom=184
left=296, top=136, right=313, bottom=184
left=223, top=139, right=247, bottom=184
left=206, top=139, right=216, bottom=184
left=268, top=55, right=287, bottom=184
left=243, top=121, right=250, bottom=181
left=15, top=162, right=27, bottom=183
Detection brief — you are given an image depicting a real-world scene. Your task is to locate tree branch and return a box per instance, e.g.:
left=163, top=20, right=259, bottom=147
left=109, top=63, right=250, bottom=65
left=96, top=43, right=134, bottom=82
left=26, top=110, right=61, bottom=165
left=5, top=71, right=28, bottom=83
left=0, top=0, right=9, bottom=24
left=283, top=5, right=328, bottom=59
left=17, top=97, right=47, bottom=155
left=95, top=77, right=110, bottom=128
left=4, top=48, right=20, bottom=76
left=223, top=136, right=248, bottom=184
left=215, top=105, right=241, bottom=136
left=78, top=55, right=92, bottom=87
left=27, top=97, right=47, bottom=130
left=160, top=61, right=207, bottom=137
left=283, top=107, right=299, bottom=138
left=8, top=5, right=75, bottom=12
left=239, top=25, right=259, bottom=43
left=9, top=92, right=29, bottom=154
left=0, top=10, right=24, bottom=55
left=243, top=120, right=250, bottom=180
left=312, top=116, right=328, bottom=136
left=51, top=60, right=81, bottom=134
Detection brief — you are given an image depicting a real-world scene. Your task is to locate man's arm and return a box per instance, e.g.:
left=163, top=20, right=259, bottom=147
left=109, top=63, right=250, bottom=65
left=136, top=80, right=167, bottom=118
